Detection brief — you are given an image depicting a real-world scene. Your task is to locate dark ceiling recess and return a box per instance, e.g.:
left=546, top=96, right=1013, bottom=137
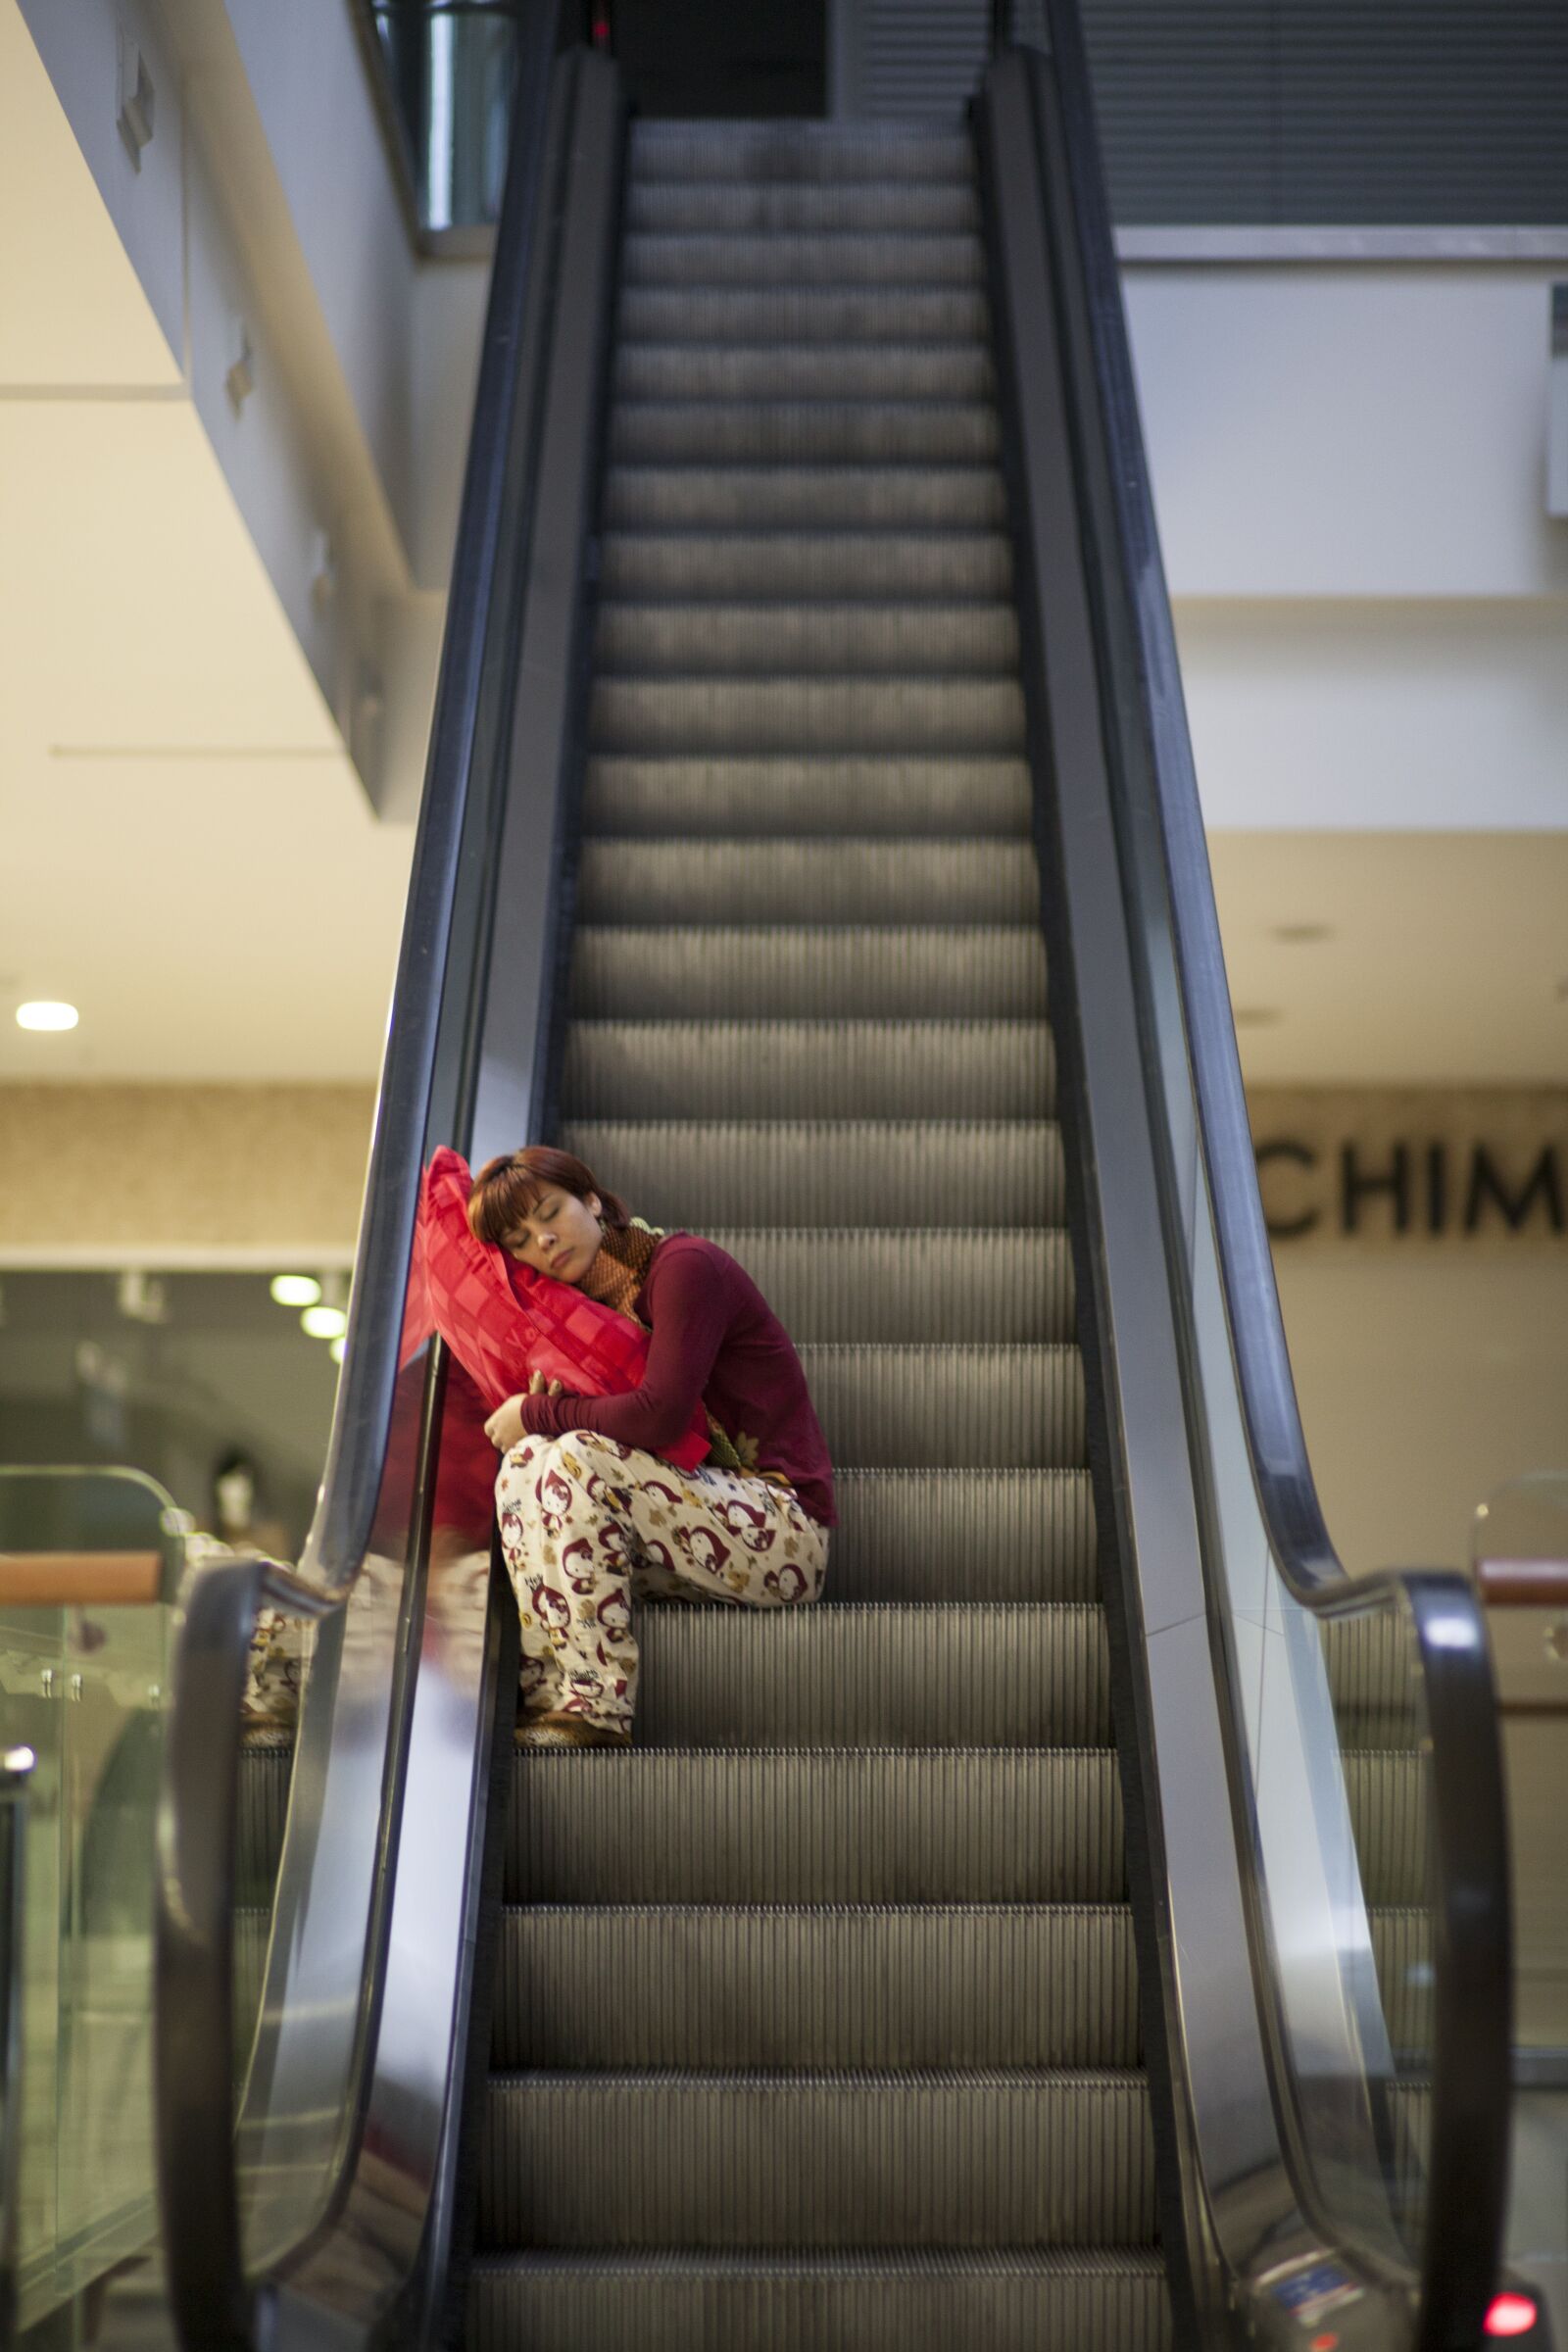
left=612, top=0, right=826, bottom=120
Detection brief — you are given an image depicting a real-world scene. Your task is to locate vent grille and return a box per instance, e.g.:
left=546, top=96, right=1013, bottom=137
left=852, top=1, right=1568, bottom=228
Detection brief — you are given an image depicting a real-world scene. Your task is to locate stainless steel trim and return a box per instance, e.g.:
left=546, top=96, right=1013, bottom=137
left=0, top=1751, right=33, bottom=2352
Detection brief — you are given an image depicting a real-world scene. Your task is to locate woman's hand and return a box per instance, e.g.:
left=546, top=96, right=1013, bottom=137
left=484, top=1372, right=569, bottom=1454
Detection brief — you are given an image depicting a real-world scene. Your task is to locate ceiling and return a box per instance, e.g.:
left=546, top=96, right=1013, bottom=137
left=1211, top=831, right=1568, bottom=1084
left=0, top=2, right=412, bottom=1085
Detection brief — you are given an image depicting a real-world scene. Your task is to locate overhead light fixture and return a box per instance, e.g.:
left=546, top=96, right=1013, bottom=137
left=270, top=1274, right=322, bottom=1308
left=302, top=1304, right=347, bottom=1342
left=16, top=1002, right=78, bottom=1032
left=329, top=1336, right=347, bottom=1365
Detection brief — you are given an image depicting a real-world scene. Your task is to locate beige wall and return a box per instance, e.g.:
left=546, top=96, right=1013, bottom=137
left=0, top=1083, right=374, bottom=1263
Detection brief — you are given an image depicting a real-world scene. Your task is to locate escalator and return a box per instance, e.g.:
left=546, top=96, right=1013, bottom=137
left=149, top=13, right=1516, bottom=2352
left=467, top=111, right=1163, bottom=2345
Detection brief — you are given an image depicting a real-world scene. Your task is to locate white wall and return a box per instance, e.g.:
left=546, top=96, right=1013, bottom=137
left=1126, top=267, right=1568, bottom=600
left=1123, top=264, right=1568, bottom=838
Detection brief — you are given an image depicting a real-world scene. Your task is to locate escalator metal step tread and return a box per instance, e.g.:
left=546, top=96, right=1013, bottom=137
left=630, top=1602, right=1109, bottom=1749
left=628, top=122, right=975, bottom=183
left=236, top=1737, right=293, bottom=1905
left=557, top=1118, right=1067, bottom=1225
left=588, top=1228, right=1074, bottom=1344
left=616, top=286, right=992, bottom=344
left=604, top=463, right=1004, bottom=530
left=492, top=1903, right=1139, bottom=2069
left=560, top=1020, right=1056, bottom=1120
left=825, top=1468, right=1096, bottom=1600
left=506, top=1748, right=1125, bottom=1906
left=581, top=755, right=1033, bottom=835
left=593, top=596, right=1017, bottom=669
left=620, top=230, right=987, bottom=287
left=575, top=838, right=1038, bottom=923
left=1343, top=1751, right=1428, bottom=1905
left=609, top=402, right=1002, bottom=465
left=478, top=2070, right=1156, bottom=2247
left=612, top=345, right=998, bottom=403
left=588, top=672, right=1025, bottom=751
left=625, top=180, right=984, bottom=233
left=467, top=2246, right=1171, bottom=2352
left=569, top=926, right=1049, bottom=1020
left=773, top=1343, right=1085, bottom=1468
left=599, top=527, right=1014, bottom=598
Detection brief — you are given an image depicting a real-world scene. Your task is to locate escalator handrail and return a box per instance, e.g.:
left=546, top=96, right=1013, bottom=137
left=1029, top=6, right=1513, bottom=2340
left=292, top=0, right=563, bottom=1607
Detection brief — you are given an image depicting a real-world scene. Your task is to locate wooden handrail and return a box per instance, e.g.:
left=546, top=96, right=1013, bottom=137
left=1475, top=1559, right=1568, bottom=1609
left=0, top=1551, right=162, bottom=1605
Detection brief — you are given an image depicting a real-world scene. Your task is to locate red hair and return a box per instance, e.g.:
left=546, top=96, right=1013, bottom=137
left=466, top=1146, right=630, bottom=1248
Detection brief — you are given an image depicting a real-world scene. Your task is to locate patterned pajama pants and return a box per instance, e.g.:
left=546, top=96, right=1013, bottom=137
left=494, top=1428, right=828, bottom=1735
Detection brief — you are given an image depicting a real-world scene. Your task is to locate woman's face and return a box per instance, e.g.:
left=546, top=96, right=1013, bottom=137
left=500, top=1187, right=603, bottom=1285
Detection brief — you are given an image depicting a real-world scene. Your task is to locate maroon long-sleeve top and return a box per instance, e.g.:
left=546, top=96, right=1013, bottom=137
left=441, top=1233, right=835, bottom=1531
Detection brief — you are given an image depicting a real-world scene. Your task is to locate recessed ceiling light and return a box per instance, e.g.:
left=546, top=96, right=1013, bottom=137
left=1270, top=923, right=1334, bottom=946
left=270, top=1274, right=322, bottom=1308
left=329, top=1336, right=347, bottom=1365
left=16, top=1001, right=78, bottom=1032
left=1233, top=1006, right=1282, bottom=1027
left=302, top=1304, right=348, bottom=1341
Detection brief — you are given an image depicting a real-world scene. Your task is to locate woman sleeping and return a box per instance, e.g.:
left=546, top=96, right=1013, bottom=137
left=418, top=1142, right=834, bottom=1748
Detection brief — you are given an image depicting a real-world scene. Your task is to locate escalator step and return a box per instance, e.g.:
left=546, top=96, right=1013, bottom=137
left=574, top=839, right=1038, bottom=923
left=825, top=1469, right=1096, bottom=1602
left=581, top=755, right=1032, bottom=836
left=468, top=2246, right=1171, bottom=2352
left=618, top=285, right=991, bottom=344
left=560, top=1020, right=1055, bottom=1120
left=628, top=122, right=975, bottom=184
left=609, top=400, right=1001, bottom=466
left=624, top=180, right=983, bottom=234
left=599, top=528, right=1013, bottom=601
left=557, top=1118, right=1066, bottom=1226
left=620, top=232, right=986, bottom=289
left=636, top=1228, right=1073, bottom=1344
left=589, top=673, right=1025, bottom=754
left=236, top=1736, right=292, bottom=1906
left=632, top=1603, right=1108, bottom=1750
left=478, top=2070, right=1156, bottom=2248
left=593, top=597, right=1017, bottom=672
left=604, top=462, right=1004, bottom=531
left=786, top=1343, right=1084, bottom=1467
left=569, top=925, right=1048, bottom=1020
left=507, top=1749, right=1124, bottom=1906
left=493, top=1904, right=1139, bottom=2068
left=1323, top=1612, right=1422, bottom=1747
left=611, top=344, right=997, bottom=403
left=1371, top=1907, right=1433, bottom=2055
left=1345, top=1751, right=1426, bottom=1906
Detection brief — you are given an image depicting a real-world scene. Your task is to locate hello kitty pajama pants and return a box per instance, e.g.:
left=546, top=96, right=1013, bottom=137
left=494, top=1427, right=828, bottom=1734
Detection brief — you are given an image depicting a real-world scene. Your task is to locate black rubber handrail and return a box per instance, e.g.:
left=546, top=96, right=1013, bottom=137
left=153, top=13, right=566, bottom=2341
left=1027, top=6, right=1513, bottom=2343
